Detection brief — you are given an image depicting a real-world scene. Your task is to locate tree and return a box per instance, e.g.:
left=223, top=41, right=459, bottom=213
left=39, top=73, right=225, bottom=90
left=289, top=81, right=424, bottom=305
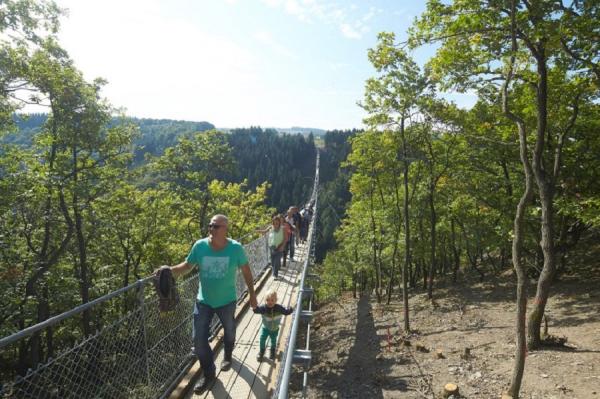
left=361, top=31, right=429, bottom=331
left=151, top=129, right=235, bottom=239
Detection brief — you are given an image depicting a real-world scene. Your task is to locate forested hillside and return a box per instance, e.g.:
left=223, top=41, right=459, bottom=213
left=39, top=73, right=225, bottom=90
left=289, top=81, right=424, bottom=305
left=226, top=127, right=316, bottom=211
left=5, top=114, right=216, bottom=163
left=6, top=116, right=317, bottom=212
left=314, top=129, right=356, bottom=261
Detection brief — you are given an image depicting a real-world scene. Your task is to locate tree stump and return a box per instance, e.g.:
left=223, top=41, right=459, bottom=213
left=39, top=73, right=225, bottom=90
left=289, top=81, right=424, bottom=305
left=442, top=383, right=459, bottom=398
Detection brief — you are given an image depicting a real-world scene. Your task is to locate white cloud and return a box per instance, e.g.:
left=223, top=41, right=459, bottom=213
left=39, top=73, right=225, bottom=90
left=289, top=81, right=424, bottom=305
left=340, top=23, right=361, bottom=39
left=254, top=30, right=298, bottom=60
left=285, top=0, right=303, bottom=16
left=259, top=0, right=376, bottom=40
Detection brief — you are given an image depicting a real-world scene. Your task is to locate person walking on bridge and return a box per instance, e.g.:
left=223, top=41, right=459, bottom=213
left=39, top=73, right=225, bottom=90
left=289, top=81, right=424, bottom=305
left=256, top=214, right=285, bottom=280
left=169, top=214, right=258, bottom=394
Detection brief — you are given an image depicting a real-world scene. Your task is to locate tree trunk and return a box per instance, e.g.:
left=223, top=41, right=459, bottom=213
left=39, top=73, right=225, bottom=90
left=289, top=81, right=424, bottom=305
left=505, top=9, right=533, bottom=395
left=451, top=219, right=460, bottom=283
left=72, top=145, right=93, bottom=338
left=528, top=45, right=556, bottom=350
left=427, top=185, right=437, bottom=299
left=369, top=180, right=382, bottom=303
left=400, top=119, right=410, bottom=333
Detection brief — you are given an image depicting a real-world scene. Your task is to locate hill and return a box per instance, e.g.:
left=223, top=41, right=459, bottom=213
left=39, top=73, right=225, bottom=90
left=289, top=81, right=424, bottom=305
left=3, top=114, right=215, bottom=157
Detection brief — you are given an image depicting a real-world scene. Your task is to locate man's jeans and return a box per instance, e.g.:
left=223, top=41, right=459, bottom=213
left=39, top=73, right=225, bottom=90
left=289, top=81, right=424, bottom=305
left=193, top=300, right=236, bottom=377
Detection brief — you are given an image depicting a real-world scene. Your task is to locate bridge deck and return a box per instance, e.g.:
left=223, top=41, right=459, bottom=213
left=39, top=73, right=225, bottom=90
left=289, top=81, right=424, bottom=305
left=183, top=241, right=307, bottom=399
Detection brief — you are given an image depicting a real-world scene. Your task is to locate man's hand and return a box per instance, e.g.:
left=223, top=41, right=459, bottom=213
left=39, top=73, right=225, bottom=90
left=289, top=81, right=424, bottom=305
left=249, top=293, right=258, bottom=309
left=170, top=261, right=193, bottom=278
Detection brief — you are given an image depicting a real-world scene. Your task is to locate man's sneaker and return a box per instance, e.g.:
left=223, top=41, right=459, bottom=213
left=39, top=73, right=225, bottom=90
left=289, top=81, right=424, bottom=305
left=269, top=350, right=276, bottom=360
left=193, top=374, right=216, bottom=394
left=256, top=351, right=264, bottom=362
left=220, top=358, right=232, bottom=371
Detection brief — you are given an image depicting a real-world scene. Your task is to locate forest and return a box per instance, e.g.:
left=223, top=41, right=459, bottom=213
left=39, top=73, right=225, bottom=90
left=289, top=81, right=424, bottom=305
left=2, top=1, right=600, bottom=398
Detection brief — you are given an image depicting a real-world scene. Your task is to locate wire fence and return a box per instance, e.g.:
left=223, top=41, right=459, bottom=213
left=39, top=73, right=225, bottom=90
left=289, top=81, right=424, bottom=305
left=0, top=234, right=270, bottom=399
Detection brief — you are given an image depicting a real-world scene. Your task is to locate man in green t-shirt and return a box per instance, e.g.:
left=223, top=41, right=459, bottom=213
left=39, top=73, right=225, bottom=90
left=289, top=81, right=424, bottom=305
left=170, top=214, right=258, bottom=394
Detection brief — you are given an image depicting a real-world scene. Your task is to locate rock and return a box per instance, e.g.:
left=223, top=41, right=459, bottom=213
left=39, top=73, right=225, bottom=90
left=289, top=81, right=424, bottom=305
left=416, top=343, right=429, bottom=353
left=469, top=371, right=482, bottom=380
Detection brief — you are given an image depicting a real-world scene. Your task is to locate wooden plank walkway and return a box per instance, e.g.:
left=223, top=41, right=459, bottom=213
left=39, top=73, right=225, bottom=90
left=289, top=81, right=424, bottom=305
left=181, top=241, right=308, bottom=399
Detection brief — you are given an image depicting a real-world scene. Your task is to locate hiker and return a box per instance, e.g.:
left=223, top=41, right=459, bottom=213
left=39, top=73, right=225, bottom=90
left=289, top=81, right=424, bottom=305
left=169, top=214, right=258, bottom=394
left=256, top=214, right=286, bottom=280
left=281, top=214, right=293, bottom=269
left=285, top=207, right=299, bottom=260
left=291, top=206, right=302, bottom=245
left=299, top=207, right=309, bottom=242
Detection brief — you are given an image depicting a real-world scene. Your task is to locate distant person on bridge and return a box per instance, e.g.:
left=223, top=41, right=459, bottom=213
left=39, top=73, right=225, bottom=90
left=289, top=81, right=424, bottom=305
left=285, top=207, right=299, bottom=261
left=281, top=214, right=293, bottom=269
left=253, top=290, right=294, bottom=361
left=299, top=206, right=310, bottom=243
left=169, top=214, right=258, bottom=394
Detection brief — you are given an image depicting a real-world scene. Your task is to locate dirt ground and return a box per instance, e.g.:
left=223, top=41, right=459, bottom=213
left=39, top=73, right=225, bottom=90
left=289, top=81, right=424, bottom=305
left=289, top=272, right=600, bottom=399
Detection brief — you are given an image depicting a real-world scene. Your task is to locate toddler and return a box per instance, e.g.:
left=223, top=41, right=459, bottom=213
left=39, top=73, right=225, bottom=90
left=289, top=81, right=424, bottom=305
left=253, top=290, right=293, bottom=361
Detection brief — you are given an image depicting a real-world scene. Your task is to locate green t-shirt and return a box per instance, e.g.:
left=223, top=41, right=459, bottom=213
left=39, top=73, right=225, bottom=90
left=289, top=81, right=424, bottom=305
left=268, top=227, right=284, bottom=248
left=186, top=238, right=248, bottom=307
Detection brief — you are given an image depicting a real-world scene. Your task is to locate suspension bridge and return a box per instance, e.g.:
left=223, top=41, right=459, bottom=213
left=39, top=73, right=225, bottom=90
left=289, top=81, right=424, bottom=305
left=0, top=158, right=320, bottom=399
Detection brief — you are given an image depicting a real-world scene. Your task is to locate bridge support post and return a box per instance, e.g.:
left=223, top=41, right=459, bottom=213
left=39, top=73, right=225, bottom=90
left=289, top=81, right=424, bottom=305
left=292, top=349, right=312, bottom=370
left=301, top=287, right=314, bottom=301
left=300, top=310, right=313, bottom=323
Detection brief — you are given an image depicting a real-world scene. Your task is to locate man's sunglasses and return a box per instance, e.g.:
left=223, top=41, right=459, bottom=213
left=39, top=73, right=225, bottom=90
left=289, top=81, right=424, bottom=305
left=209, top=224, right=224, bottom=229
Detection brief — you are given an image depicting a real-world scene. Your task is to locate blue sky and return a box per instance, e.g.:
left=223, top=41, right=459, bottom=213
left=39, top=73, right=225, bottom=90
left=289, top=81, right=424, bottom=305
left=52, top=0, right=474, bottom=130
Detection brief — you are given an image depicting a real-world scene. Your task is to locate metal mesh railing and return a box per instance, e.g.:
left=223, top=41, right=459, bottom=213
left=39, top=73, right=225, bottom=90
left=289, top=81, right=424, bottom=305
left=0, top=234, right=269, bottom=399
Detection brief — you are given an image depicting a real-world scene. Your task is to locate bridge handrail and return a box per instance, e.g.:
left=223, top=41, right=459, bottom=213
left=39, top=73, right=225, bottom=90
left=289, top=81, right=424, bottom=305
left=0, top=277, right=149, bottom=350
